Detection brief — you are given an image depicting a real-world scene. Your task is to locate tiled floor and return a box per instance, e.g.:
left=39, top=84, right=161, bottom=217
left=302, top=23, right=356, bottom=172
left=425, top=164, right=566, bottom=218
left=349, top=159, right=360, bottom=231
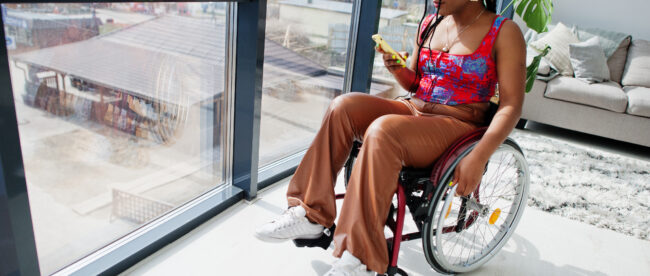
left=122, top=124, right=650, bottom=276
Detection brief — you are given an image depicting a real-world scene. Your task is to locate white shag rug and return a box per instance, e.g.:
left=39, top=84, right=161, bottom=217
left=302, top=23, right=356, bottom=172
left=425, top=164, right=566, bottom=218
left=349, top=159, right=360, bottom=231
left=509, top=130, right=650, bottom=241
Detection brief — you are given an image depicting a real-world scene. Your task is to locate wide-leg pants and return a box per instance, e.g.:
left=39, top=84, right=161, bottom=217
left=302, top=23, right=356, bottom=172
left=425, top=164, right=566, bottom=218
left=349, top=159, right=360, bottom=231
left=286, top=92, right=488, bottom=274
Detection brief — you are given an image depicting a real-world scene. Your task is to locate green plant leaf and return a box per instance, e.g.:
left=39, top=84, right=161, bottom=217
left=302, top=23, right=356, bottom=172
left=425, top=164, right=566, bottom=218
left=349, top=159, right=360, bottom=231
left=514, top=0, right=553, bottom=33
left=525, top=45, right=551, bottom=93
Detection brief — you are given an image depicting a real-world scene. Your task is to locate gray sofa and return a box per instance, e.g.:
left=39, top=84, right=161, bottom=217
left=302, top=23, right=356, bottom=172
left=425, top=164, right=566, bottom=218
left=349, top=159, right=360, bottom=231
left=520, top=35, right=650, bottom=147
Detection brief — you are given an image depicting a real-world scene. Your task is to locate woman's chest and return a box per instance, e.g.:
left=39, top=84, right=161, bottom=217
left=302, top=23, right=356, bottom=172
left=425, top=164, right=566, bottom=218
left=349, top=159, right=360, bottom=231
left=418, top=51, right=494, bottom=81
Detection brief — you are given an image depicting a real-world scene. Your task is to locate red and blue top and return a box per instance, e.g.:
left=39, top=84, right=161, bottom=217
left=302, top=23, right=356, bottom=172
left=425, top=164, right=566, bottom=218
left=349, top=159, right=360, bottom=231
left=415, top=14, right=507, bottom=105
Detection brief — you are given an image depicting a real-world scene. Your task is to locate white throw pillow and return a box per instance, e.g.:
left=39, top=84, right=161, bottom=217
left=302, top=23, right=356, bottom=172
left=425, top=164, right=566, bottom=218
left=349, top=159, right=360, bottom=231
left=569, top=37, right=610, bottom=83
left=621, top=40, right=650, bottom=87
left=530, top=22, right=581, bottom=76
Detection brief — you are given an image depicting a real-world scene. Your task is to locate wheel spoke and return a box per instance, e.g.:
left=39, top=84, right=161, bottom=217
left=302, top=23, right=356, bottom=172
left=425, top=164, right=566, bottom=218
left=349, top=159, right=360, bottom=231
left=427, top=143, right=529, bottom=274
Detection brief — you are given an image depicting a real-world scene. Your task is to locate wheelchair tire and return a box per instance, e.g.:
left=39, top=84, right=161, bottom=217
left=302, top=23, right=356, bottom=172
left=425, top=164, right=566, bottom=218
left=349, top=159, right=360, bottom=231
left=422, top=139, right=529, bottom=274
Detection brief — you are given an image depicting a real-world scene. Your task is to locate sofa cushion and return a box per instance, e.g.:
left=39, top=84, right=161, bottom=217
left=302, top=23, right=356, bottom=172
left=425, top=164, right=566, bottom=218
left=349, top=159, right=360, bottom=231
left=607, top=36, right=631, bottom=84
left=623, top=86, right=650, bottom=118
left=569, top=37, right=610, bottom=83
left=545, top=76, right=627, bottom=112
left=530, top=22, right=580, bottom=77
left=622, top=40, right=650, bottom=87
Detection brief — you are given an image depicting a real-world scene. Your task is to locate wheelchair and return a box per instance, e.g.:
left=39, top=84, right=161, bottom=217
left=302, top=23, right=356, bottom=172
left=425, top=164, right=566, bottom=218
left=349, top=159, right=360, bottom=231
left=293, top=101, right=530, bottom=275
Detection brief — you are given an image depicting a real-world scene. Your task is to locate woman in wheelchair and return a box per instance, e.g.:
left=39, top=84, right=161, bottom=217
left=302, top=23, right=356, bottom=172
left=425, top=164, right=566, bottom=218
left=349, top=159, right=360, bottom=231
left=256, top=0, right=527, bottom=275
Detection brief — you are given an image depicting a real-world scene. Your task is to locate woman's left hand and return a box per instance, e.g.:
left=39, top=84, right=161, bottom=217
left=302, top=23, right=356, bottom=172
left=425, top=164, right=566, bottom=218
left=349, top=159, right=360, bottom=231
left=452, top=153, right=487, bottom=196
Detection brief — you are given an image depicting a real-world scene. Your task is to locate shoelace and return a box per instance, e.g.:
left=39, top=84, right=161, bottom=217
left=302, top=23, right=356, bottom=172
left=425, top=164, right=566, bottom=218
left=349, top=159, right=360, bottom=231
left=273, top=208, right=302, bottom=229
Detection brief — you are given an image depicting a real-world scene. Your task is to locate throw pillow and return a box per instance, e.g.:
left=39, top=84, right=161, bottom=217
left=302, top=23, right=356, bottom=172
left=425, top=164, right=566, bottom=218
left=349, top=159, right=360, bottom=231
left=622, top=39, right=650, bottom=87
left=575, top=27, right=630, bottom=58
left=569, top=37, right=610, bottom=83
left=573, top=26, right=631, bottom=84
left=608, top=36, right=631, bottom=84
left=524, top=28, right=545, bottom=44
left=530, top=22, right=581, bottom=76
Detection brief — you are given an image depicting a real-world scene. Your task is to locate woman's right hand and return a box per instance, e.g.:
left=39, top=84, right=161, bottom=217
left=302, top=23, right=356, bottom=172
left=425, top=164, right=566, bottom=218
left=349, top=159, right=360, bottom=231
left=375, top=46, right=409, bottom=73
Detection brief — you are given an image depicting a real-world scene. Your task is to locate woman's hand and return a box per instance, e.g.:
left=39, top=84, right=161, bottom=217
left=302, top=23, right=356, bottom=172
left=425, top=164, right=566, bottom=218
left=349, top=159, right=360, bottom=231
left=375, top=46, right=409, bottom=73
left=452, top=153, right=488, bottom=196
left=373, top=45, right=418, bottom=91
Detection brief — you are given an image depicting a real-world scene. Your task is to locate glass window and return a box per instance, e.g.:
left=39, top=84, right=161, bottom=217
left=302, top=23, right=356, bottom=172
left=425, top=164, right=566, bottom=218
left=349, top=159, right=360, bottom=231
left=372, top=0, right=426, bottom=99
left=258, top=0, right=424, bottom=167
left=2, top=2, right=229, bottom=274
left=258, top=0, right=355, bottom=167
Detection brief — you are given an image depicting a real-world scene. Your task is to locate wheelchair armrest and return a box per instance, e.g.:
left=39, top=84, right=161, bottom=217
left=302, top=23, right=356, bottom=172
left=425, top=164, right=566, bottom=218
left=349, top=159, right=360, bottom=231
left=428, top=127, right=488, bottom=193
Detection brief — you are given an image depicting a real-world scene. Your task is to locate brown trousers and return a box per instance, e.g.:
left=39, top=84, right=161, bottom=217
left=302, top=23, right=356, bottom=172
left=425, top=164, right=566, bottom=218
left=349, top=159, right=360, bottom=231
left=286, top=92, right=488, bottom=274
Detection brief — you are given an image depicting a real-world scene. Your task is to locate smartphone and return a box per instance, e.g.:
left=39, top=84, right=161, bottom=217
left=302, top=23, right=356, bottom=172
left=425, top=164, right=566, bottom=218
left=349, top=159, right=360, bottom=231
left=372, top=34, right=407, bottom=66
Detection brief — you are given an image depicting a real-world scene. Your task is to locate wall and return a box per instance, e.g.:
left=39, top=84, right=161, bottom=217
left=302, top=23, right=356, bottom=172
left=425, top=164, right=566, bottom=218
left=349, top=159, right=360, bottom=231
left=517, top=0, right=650, bottom=40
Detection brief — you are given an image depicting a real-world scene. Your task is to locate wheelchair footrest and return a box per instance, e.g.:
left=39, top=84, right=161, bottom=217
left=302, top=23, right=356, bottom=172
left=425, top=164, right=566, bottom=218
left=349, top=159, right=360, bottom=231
left=383, top=266, right=408, bottom=276
left=292, top=224, right=336, bottom=250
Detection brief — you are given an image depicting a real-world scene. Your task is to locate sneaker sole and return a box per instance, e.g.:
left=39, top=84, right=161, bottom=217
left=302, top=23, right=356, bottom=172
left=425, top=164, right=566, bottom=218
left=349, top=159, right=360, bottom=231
left=254, top=231, right=323, bottom=243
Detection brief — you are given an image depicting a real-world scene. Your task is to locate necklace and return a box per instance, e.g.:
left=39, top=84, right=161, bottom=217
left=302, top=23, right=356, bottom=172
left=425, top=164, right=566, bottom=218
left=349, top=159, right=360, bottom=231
left=442, top=8, right=486, bottom=53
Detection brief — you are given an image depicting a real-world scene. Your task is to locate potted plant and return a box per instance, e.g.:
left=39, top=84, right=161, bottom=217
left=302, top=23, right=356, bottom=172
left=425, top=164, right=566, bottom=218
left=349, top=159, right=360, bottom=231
left=500, top=0, right=553, bottom=92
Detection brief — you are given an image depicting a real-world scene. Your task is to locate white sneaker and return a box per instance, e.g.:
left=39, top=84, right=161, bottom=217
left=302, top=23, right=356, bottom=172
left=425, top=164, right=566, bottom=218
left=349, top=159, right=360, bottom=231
left=255, top=205, right=325, bottom=242
left=325, top=251, right=375, bottom=276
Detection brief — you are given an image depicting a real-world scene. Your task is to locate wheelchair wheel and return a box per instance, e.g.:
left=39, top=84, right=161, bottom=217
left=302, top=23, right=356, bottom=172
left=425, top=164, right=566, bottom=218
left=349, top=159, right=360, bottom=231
left=422, top=139, right=529, bottom=274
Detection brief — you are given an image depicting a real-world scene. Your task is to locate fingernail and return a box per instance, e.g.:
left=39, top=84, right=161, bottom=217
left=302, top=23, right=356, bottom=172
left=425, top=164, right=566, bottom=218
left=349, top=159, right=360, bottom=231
left=403, top=65, right=406, bottom=68
left=392, top=55, right=395, bottom=59
left=396, top=60, right=400, bottom=64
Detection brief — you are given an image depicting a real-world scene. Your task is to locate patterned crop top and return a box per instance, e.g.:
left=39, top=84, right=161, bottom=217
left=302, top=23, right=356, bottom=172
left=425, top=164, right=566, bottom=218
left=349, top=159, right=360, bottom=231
left=415, top=14, right=507, bottom=105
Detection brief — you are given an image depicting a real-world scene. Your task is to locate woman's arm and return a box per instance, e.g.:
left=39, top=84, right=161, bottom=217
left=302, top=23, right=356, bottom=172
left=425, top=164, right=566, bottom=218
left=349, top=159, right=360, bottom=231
left=375, top=24, right=423, bottom=92
left=453, top=20, right=527, bottom=196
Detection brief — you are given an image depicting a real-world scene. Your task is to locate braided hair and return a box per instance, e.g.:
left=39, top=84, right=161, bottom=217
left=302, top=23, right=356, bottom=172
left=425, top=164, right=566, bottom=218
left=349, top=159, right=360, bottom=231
left=405, top=0, right=498, bottom=95
left=484, top=0, right=497, bottom=13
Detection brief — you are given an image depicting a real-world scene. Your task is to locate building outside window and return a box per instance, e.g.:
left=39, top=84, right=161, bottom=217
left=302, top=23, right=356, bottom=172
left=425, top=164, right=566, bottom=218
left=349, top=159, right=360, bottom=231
left=2, top=3, right=230, bottom=274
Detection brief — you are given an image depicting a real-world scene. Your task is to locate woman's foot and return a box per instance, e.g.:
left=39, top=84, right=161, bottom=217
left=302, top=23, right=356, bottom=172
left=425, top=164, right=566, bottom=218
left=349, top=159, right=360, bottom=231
left=325, top=251, right=375, bottom=276
left=255, top=205, right=325, bottom=242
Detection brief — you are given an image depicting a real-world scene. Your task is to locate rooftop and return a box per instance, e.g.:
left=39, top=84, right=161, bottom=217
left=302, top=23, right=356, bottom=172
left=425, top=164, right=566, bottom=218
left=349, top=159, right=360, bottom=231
left=5, top=9, right=99, bottom=29
left=13, top=15, right=331, bottom=105
left=6, top=9, right=96, bottom=21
